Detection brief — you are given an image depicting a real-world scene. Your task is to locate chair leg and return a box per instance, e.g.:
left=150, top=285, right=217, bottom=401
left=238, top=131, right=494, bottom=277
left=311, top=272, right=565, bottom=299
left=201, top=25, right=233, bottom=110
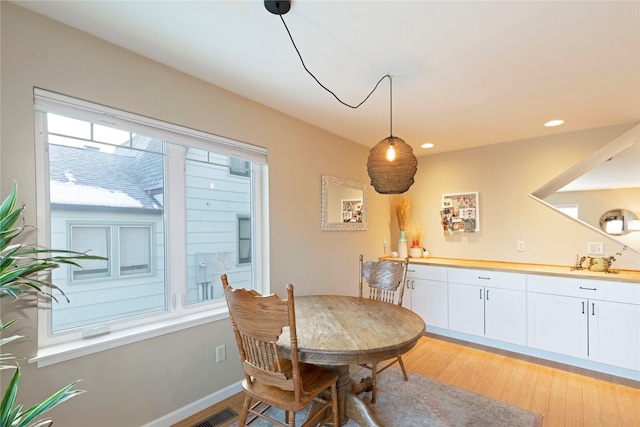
left=238, top=395, right=251, bottom=426
left=397, top=355, right=409, bottom=381
left=286, top=410, right=295, bottom=427
left=371, top=361, right=378, bottom=404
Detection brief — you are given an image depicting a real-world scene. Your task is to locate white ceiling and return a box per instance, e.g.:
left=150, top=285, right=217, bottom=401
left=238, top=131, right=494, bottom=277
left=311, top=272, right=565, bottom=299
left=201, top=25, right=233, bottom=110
left=11, top=0, right=640, bottom=155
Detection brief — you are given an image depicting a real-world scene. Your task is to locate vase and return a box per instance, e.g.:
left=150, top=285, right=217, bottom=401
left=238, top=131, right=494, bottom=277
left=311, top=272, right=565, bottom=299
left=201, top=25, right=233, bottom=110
left=409, top=247, right=422, bottom=259
left=397, top=231, right=408, bottom=259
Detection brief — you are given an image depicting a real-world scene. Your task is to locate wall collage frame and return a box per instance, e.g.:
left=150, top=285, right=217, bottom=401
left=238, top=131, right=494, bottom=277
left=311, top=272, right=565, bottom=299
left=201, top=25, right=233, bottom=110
left=441, top=192, right=479, bottom=235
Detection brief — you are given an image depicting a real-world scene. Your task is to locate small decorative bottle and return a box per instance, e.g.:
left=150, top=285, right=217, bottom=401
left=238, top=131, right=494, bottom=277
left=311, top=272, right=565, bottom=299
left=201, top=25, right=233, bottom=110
left=397, top=230, right=408, bottom=259
left=409, top=240, right=422, bottom=258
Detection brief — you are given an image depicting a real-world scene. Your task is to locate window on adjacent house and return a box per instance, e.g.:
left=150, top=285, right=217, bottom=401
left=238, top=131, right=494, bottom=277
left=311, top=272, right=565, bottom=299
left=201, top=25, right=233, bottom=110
left=33, top=88, right=267, bottom=362
left=238, top=215, right=251, bottom=264
left=119, top=226, right=153, bottom=276
left=70, top=226, right=110, bottom=280
left=229, top=157, right=250, bottom=177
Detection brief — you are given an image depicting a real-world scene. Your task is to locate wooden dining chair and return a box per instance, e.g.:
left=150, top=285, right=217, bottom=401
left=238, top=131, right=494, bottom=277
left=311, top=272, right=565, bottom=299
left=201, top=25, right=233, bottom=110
left=358, top=254, right=410, bottom=403
left=221, top=274, right=339, bottom=427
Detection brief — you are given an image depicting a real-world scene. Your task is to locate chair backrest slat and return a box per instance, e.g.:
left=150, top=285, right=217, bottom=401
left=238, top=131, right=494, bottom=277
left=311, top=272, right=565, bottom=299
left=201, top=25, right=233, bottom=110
left=359, top=254, right=409, bottom=306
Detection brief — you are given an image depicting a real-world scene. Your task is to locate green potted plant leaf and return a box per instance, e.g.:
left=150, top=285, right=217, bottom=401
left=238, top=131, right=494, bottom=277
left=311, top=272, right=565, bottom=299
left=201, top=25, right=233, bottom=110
left=1, top=184, right=106, bottom=427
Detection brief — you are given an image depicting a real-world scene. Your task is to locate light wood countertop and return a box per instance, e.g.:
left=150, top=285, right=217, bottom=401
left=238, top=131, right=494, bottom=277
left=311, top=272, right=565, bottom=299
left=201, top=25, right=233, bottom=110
left=380, top=256, right=640, bottom=283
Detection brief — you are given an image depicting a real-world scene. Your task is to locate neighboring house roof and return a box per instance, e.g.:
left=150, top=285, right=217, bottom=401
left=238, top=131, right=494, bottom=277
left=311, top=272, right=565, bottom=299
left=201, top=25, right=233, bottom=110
left=49, top=143, right=163, bottom=213
left=114, top=135, right=164, bottom=192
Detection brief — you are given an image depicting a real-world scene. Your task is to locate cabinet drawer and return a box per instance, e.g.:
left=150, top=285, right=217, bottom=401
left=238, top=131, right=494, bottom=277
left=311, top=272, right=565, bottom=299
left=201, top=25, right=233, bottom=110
left=527, top=274, right=640, bottom=304
left=448, top=268, right=525, bottom=290
left=406, top=265, right=447, bottom=282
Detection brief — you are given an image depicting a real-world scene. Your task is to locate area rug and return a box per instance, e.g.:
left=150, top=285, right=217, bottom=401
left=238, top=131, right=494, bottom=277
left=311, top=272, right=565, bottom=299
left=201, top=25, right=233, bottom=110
left=229, top=367, right=543, bottom=426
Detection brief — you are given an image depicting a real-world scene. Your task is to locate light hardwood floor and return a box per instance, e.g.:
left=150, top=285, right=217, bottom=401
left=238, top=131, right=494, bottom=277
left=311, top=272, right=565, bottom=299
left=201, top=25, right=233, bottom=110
left=173, top=333, right=640, bottom=427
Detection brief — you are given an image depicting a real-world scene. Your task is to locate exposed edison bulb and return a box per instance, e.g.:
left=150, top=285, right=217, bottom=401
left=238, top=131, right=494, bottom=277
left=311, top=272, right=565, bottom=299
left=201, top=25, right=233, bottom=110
left=386, top=144, right=396, bottom=161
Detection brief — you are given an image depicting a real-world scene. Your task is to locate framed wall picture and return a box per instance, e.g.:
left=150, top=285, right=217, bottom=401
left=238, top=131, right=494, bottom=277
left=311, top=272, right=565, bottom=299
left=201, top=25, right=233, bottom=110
left=441, top=192, right=479, bottom=234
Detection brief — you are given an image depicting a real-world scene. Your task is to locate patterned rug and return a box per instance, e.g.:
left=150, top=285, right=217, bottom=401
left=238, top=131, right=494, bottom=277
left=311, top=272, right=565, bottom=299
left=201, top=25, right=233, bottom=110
left=229, top=366, right=543, bottom=426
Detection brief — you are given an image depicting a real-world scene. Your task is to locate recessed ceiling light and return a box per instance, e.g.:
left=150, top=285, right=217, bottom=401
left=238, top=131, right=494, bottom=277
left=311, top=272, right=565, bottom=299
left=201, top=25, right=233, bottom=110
left=544, top=119, right=564, bottom=127
left=421, top=143, right=434, bottom=149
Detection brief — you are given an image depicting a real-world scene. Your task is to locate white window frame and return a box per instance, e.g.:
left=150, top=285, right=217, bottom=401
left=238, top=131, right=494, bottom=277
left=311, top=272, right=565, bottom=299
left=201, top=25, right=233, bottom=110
left=31, top=88, right=269, bottom=367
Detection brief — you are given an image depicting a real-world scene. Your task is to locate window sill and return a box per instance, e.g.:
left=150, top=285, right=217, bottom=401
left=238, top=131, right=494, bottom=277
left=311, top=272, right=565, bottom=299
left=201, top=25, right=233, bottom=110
left=30, top=307, right=229, bottom=368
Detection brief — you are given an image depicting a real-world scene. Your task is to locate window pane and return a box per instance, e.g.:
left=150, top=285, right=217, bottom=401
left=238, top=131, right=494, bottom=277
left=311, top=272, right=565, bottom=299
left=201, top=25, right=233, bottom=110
left=93, top=124, right=131, bottom=145
left=119, top=226, right=152, bottom=276
left=185, top=149, right=252, bottom=304
left=47, top=113, right=91, bottom=140
left=71, top=226, right=110, bottom=280
left=48, top=115, right=166, bottom=331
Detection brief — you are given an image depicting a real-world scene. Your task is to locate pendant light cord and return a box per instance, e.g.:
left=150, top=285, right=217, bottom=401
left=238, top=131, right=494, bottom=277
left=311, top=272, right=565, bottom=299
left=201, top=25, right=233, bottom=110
left=389, top=76, right=393, bottom=136
left=277, top=13, right=391, bottom=110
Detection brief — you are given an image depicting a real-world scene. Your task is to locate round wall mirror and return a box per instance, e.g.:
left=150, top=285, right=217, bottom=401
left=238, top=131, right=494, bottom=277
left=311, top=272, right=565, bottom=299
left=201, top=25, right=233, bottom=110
left=599, top=209, right=638, bottom=235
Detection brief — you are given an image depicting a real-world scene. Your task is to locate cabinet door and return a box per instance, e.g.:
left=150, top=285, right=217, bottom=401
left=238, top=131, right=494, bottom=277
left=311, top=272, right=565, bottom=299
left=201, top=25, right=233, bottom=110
left=527, top=292, right=587, bottom=359
left=485, top=287, right=527, bottom=345
left=412, top=278, right=448, bottom=329
left=402, top=278, right=412, bottom=310
left=589, top=300, right=640, bottom=371
left=448, top=282, right=484, bottom=336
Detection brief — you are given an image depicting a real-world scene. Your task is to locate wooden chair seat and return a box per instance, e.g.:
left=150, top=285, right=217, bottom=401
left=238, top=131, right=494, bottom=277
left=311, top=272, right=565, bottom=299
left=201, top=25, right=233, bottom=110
left=242, top=362, right=338, bottom=412
left=222, top=274, right=339, bottom=427
left=358, top=254, right=410, bottom=403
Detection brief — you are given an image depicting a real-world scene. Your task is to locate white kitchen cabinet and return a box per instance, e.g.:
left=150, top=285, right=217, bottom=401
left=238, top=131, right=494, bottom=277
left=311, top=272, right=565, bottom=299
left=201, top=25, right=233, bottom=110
left=405, top=265, right=448, bottom=328
left=448, top=268, right=527, bottom=345
left=527, top=275, right=640, bottom=371
left=527, top=292, right=587, bottom=358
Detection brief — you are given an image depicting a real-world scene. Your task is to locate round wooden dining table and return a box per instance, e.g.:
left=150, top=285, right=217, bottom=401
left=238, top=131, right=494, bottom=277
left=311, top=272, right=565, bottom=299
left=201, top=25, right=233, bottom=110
left=277, top=295, right=425, bottom=427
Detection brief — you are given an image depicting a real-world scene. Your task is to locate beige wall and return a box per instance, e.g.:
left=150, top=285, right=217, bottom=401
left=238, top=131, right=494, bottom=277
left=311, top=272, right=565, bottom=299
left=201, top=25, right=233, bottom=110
left=1, top=3, right=638, bottom=426
left=406, top=125, right=639, bottom=270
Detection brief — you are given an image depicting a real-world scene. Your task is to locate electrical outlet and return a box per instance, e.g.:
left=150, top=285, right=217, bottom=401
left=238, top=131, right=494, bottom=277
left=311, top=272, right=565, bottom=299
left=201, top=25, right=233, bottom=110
left=587, top=242, right=605, bottom=255
left=216, top=344, right=226, bottom=363
left=517, top=241, right=525, bottom=252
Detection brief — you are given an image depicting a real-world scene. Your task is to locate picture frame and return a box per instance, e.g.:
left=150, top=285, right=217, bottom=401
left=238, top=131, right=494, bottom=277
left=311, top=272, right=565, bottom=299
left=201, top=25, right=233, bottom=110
left=321, top=175, right=367, bottom=231
left=440, top=192, right=479, bottom=234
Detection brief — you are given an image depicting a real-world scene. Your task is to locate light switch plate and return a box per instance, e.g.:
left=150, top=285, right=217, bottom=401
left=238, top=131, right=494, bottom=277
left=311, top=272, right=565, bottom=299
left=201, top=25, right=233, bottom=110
left=587, top=242, right=605, bottom=255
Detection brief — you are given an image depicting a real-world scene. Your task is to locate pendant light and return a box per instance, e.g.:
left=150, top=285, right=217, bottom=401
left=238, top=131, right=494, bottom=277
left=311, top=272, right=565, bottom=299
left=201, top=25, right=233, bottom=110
left=366, top=77, right=417, bottom=194
left=265, top=0, right=418, bottom=194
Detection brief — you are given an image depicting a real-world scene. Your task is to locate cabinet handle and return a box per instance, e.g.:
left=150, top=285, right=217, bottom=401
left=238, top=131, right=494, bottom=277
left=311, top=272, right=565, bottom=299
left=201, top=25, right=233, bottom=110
left=406, top=280, right=410, bottom=289
left=479, top=289, right=483, bottom=299
left=411, top=280, right=415, bottom=290
left=592, top=302, right=595, bottom=316
left=582, top=301, right=585, bottom=314
left=579, top=286, right=597, bottom=291
left=486, top=289, right=490, bottom=300
left=478, top=276, right=490, bottom=280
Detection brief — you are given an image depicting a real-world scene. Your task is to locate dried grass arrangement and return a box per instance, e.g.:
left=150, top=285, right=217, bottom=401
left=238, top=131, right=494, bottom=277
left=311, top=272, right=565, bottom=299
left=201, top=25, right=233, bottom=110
left=406, top=222, right=423, bottom=245
left=392, top=195, right=411, bottom=231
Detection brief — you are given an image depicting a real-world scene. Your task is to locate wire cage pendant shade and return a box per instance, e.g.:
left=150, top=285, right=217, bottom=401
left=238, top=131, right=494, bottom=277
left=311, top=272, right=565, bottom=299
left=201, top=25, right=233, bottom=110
left=367, top=136, right=418, bottom=194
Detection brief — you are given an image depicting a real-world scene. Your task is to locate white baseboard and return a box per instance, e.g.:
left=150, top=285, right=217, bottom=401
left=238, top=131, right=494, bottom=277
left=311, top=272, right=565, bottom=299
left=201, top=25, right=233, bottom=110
left=142, top=380, right=243, bottom=427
